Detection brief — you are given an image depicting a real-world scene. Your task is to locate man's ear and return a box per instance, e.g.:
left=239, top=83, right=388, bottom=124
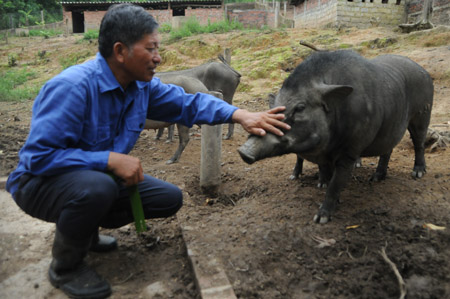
left=112, top=42, right=128, bottom=64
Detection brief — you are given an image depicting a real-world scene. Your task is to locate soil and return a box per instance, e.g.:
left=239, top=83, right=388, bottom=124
left=1, top=26, right=450, bottom=298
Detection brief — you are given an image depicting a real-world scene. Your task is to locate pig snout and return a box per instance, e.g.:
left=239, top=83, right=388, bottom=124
left=238, top=134, right=281, bottom=164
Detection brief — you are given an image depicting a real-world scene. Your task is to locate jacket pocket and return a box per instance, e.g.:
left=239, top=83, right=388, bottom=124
left=79, top=124, right=111, bottom=149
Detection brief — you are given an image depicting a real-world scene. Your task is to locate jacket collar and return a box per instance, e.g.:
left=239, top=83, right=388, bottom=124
left=96, top=53, right=147, bottom=93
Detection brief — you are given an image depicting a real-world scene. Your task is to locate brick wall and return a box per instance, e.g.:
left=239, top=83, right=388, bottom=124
left=294, top=0, right=404, bottom=28
left=63, top=7, right=223, bottom=33
left=294, top=0, right=338, bottom=28
left=225, top=3, right=280, bottom=28
left=406, top=0, right=450, bottom=25
left=227, top=10, right=269, bottom=28
left=186, top=8, right=223, bottom=25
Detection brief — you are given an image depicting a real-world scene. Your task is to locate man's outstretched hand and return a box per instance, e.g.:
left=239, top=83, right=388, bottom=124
left=232, top=106, right=291, bottom=137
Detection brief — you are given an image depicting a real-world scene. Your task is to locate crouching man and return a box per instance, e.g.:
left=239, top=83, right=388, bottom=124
left=5, top=3, right=289, bottom=298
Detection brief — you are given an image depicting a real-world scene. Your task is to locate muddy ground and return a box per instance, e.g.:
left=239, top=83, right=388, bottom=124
left=1, top=26, right=450, bottom=298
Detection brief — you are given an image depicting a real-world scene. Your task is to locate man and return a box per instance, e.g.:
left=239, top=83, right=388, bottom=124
left=6, top=3, right=290, bottom=298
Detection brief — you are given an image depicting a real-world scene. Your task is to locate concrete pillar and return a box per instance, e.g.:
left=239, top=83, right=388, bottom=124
left=275, top=2, right=280, bottom=28
left=200, top=91, right=223, bottom=196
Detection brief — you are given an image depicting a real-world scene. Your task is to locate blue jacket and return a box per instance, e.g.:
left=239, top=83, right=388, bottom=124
left=6, top=53, right=238, bottom=196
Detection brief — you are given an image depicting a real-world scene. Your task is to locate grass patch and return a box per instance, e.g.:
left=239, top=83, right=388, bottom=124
left=422, top=32, right=450, bottom=47
left=29, top=29, right=62, bottom=38
left=0, top=68, right=40, bottom=101
left=83, top=29, right=99, bottom=41
left=166, top=18, right=243, bottom=43
left=59, top=50, right=94, bottom=69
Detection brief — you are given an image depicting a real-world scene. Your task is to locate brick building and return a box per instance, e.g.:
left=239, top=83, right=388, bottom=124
left=61, top=0, right=223, bottom=33
left=289, top=0, right=450, bottom=28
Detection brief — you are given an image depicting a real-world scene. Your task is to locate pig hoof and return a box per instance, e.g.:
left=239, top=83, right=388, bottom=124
left=289, top=175, right=297, bottom=180
left=370, top=172, right=386, bottom=182
left=317, top=182, right=327, bottom=188
left=411, top=170, right=425, bottom=179
left=166, top=159, right=176, bottom=164
left=313, top=213, right=330, bottom=224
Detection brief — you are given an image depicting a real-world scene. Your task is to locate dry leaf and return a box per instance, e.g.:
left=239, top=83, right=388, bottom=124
left=312, top=235, right=336, bottom=248
left=346, top=225, right=360, bottom=229
left=423, top=223, right=446, bottom=230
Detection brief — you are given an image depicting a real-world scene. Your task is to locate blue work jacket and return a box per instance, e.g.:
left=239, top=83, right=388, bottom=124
left=6, top=53, right=238, bottom=197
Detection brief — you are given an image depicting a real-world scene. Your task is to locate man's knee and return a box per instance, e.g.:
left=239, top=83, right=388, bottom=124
left=77, top=173, right=118, bottom=208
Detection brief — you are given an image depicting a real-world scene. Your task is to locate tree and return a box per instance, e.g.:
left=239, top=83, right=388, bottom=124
left=399, top=0, right=434, bottom=33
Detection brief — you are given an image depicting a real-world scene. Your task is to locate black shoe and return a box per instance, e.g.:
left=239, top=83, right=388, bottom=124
left=49, top=262, right=111, bottom=299
left=50, top=228, right=112, bottom=298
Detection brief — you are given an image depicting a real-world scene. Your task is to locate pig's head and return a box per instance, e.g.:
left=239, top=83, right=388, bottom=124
left=238, top=81, right=353, bottom=164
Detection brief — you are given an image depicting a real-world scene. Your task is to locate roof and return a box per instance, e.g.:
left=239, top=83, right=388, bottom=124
left=60, top=1, right=223, bottom=10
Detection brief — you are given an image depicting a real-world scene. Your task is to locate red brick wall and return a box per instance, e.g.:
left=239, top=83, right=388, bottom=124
left=186, top=8, right=223, bottom=25
left=63, top=7, right=223, bottom=33
left=227, top=10, right=268, bottom=28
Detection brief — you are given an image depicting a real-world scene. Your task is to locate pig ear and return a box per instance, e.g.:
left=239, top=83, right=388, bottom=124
left=317, top=84, right=353, bottom=99
left=316, top=84, right=353, bottom=112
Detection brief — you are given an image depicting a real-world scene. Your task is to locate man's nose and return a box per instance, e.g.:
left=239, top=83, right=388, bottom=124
left=153, top=53, right=162, bottom=64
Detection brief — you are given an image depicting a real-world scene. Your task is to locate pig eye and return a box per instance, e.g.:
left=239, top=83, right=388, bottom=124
left=295, top=104, right=306, bottom=113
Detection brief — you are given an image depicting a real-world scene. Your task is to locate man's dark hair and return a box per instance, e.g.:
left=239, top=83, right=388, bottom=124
left=98, top=4, right=159, bottom=58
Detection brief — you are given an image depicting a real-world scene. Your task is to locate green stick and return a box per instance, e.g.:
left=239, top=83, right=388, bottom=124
left=128, top=184, right=147, bottom=233
left=107, top=173, right=147, bottom=233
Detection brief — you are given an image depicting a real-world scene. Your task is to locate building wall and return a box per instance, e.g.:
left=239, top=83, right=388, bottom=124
left=294, top=0, right=404, bottom=28
left=406, top=0, right=450, bottom=25
left=63, top=7, right=223, bottom=33
left=227, top=10, right=269, bottom=28
left=186, top=7, right=223, bottom=25
left=225, top=3, right=280, bottom=28
left=294, top=0, right=338, bottom=28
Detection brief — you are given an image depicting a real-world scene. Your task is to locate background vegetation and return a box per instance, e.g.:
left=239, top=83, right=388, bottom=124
left=0, top=0, right=62, bottom=30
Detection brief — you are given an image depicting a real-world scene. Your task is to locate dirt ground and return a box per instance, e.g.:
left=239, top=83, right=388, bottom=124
left=1, top=26, right=450, bottom=298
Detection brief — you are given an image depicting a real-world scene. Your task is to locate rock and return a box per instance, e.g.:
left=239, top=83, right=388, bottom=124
left=142, top=281, right=173, bottom=298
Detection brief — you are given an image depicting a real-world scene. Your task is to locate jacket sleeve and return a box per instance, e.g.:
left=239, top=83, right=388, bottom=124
left=146, top=78, right=238, bottom=128
left=19, top=78, right=109, bottom=176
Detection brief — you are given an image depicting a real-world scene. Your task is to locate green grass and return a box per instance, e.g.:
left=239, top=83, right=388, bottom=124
left=83, top=29, right=99, bottom=41
left=59, top=50, right=94, bottom=69
left=0, top=68, right=40, bottom=102
left=166, top=18, right=243, bottom=42
left=29, top=29, right=62, bottom=38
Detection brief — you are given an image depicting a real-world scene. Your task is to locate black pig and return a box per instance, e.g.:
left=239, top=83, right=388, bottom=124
left=238, top=50, right=433, bottom=223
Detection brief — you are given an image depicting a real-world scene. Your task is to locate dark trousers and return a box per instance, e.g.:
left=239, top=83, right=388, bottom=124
left=14, top=170, right=183, bottom=241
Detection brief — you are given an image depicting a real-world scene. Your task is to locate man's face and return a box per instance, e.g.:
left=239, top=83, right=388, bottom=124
left=123, top=32, right=161, bottom=82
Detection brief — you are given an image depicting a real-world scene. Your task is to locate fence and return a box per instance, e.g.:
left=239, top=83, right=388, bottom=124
left=0, top=8, right=63, bottom=31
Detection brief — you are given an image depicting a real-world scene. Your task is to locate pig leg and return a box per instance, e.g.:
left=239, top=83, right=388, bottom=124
left=224, top=123, right=234, bottom=140
left=155, top=128, right=164, bottom=140
left=370, top=151, right=392, bottom=182
left=408, top=120, right=429, bottom=178
left=314, top=157, right=355, bottom=224
left=289, top=154, right=304, bottom=180
left=354, top=157, right=362, bottom=168
left=165, top=124, right=175, bottom=143
left=166, top=124, right=190, bottom=164
left=317, top=164, right=333, bottom=188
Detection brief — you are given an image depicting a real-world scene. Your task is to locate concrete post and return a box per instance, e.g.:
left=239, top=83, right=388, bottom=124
left=275, top=2, right=280, bottom=28
left=200, top=91, right=223, bottom=196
